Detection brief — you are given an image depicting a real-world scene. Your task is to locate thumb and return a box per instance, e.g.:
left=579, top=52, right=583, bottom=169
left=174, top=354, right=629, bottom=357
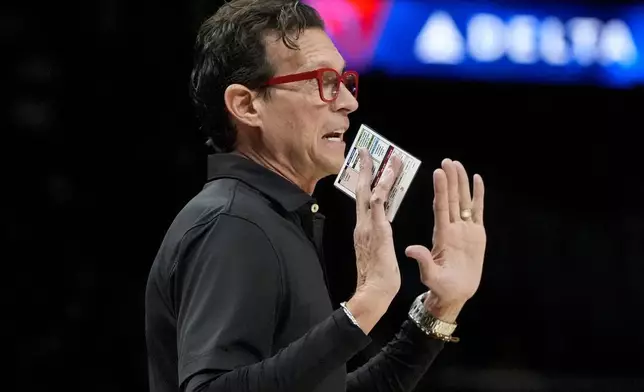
left=405, top=245, right=438, bottom=280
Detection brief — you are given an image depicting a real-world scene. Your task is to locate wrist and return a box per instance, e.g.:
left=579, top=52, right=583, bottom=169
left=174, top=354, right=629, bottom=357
left=409, top=292, right=460, bottom=342
left=361, top=276, right=400, bottom=299
left=346, top=285, right=395, bottom=334
left=423, top=292, right=465, bottom=323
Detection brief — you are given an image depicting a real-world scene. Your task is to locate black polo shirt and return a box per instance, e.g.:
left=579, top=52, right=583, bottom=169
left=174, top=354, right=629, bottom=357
left=145, top=153, right=445, bottom=392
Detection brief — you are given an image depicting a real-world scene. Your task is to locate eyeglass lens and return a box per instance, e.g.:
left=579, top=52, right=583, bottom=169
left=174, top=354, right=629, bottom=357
left=321, top=70, right=357, bottom=101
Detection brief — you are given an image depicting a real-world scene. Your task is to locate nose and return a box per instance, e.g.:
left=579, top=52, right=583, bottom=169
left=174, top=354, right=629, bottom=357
left=333, top=82, right=359, bottom=113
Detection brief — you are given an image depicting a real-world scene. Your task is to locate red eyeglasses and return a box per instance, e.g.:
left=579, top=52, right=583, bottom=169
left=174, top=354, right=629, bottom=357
left=265, top=67, right=359, bottom=103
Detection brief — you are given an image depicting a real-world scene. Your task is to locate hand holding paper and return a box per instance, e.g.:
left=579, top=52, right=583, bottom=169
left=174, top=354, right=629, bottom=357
left=334, top=124, right=421, bottom=222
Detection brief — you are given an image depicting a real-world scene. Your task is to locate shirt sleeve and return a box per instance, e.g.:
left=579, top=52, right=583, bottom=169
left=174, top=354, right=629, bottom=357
left=345, top=320, right=446, bottom=392
left=173, top=213, right=372, bottom=392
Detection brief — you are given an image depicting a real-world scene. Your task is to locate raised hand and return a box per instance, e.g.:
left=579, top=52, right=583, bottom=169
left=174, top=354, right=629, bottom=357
left=353, top=148, right=403, bottom=297
left=345, top=148, right=403, bottom=334
left=405, top=159, right=486, bottom=322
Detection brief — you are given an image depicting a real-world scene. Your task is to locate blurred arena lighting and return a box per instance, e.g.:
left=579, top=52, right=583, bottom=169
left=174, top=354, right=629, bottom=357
left=305, top=0, right=644, bottom=88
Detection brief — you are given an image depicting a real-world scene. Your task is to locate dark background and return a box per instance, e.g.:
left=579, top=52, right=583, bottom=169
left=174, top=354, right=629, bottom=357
left=9, top=0, right=644, bottom=390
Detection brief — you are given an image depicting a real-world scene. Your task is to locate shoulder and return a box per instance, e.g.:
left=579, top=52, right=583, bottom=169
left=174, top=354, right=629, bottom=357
left=200, top=177, right=285, bottom=226
left=166, top=178, right=279, bottom=244
left=147, top=178, right=286, bottom=308
left=150, top=178, right=282, bottom=279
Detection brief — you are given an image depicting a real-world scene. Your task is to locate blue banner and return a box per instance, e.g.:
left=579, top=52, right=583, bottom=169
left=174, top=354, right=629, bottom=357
left=306, top=0, right=644, bottom=88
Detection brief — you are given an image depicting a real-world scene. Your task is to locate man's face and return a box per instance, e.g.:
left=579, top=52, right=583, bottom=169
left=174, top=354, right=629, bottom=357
left=257, top=28, right=359, bottom=180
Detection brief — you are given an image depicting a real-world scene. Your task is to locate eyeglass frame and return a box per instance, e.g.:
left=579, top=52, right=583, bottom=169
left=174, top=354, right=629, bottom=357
left=264, top=67, right=359, bottom=103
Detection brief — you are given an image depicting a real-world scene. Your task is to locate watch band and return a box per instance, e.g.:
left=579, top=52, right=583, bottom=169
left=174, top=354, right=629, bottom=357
left=408, top=292, right=460, bottom=343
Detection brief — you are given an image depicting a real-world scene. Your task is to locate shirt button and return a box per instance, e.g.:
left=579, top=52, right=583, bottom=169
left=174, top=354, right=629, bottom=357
left=311, top=203, right=319, bottom=213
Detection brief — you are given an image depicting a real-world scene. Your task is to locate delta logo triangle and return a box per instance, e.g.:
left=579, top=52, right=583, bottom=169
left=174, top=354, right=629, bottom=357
left=305, top=0, right=392, bottom=67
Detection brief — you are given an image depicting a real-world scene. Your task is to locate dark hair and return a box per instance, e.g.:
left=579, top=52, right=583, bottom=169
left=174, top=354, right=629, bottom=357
left=190, top=0, right=325, bottom=152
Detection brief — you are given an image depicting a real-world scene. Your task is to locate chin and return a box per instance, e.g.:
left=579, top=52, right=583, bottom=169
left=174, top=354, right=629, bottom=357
left=331, top=149, right=348, bottom=169
left=316, top=156, right=345, bottom=179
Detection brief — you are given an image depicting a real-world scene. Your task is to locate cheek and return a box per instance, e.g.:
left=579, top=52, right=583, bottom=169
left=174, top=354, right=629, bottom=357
left=264, top=91, right=329, bottom=147
left=285, top=101, right=326, bottom=143
left=261, top=100, right=295, bottom=135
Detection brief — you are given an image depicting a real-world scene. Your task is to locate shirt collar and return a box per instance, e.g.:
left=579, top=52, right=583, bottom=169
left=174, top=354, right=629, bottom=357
left=206, top=153, right=315, bottom=212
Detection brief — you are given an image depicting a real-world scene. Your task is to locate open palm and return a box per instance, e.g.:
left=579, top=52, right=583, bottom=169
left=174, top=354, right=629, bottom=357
left=405, top=159, right=486, bottom=306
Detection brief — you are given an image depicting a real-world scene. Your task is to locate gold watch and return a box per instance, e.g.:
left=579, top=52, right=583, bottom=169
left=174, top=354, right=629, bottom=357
left=408, top=291, right=460, bottom=343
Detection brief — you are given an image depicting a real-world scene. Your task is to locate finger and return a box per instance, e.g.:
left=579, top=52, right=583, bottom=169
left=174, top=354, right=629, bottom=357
left=454, top=160, right=472, bottom=211
left=472, top=174, right=485, bottom=224
left=405, top=245, right=439, bottom=284
left=370, top=155, right=402, bottom=222
left=388, top=154, right=404, bottom=182
left=355, top=148, right=373, bottom=219
left=441, top=158, right=460, bottom=222
left=433, top=168, right=450, bottom=230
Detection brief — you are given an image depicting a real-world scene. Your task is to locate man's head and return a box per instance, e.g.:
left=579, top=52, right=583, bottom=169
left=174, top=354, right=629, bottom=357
left=191, top=0, right=359, bottom=189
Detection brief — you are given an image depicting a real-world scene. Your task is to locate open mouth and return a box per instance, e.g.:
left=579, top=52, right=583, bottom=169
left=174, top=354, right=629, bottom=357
left=322, top=131, right=344, bottom=142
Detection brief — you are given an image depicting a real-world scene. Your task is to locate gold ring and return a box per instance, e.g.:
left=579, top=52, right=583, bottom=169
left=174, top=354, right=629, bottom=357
left=460, top=208, right=472, bottom=220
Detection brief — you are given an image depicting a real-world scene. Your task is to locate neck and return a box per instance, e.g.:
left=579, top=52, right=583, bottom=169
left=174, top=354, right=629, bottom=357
left=233, top=148, right=318, bottom=195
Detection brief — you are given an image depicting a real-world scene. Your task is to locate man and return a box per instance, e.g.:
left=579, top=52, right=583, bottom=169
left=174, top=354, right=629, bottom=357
left=144, top=1, right=487, bottom=391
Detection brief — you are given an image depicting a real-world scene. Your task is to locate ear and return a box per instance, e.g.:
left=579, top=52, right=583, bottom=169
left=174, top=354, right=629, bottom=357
left=224, top=84, right=262, bottom=128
